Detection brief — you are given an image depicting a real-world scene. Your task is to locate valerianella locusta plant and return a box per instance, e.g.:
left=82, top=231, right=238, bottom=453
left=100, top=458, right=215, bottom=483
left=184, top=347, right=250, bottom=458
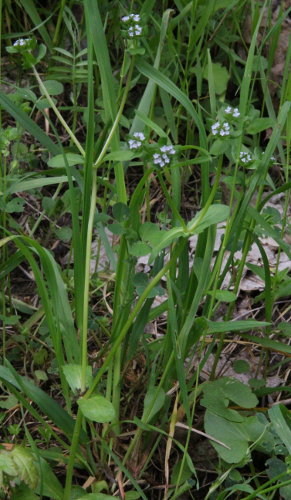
left=153, top=145, right=176, bottom=168
left=128, top=132, right=145, bottom=150
left=211, top=121, right=231, bottom=137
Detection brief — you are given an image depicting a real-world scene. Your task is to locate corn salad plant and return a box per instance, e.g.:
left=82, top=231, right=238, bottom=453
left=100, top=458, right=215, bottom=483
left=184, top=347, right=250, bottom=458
left=0, top=0, right=291, bottom=499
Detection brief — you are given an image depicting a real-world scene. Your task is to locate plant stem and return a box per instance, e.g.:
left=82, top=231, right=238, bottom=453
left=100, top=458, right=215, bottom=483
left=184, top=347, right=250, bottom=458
left=32, top=66, right=85, bottom=156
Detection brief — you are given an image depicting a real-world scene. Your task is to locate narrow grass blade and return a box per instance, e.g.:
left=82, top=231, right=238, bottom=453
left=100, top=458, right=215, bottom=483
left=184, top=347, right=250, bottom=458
left=269, top=405, right=291, bottom=454
left=19, top=0, right=52, bottom=48
left=130, top=8, right=173, bottom=134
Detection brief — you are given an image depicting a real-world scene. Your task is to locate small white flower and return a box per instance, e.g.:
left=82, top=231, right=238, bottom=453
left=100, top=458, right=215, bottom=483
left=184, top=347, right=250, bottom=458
left=239, top=151, right=252, bottom=163
left=128, top=139, right=141, bottom=149
left=160, top=145, right=175, bottom=155
left=133, top=132, right=145, bottom=141
left=212, top=121, right=230, bottom=136
left=133, top=14, right=140, bottom=22
left=121, top=15, right=130, bottom=22
left=225, top=106, right=232, bottom=114
left=233, top=108, right=240, bottom=117
left=13, top=38, right=31, bottom=47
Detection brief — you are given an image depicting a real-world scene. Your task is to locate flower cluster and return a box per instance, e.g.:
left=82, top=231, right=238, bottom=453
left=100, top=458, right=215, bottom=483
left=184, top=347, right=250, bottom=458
left=153, top=145, right=176, bottom=167
left=128, top=132, right=146, bottom=150
left=211, top=121, right=230, bottom=137
left=239, top=151, right=252, bottom=163
left=225, top=106, right=240, bottom=118
left=121, top=13, right=142, bottom=37
left=13, top=38, right=31, bottom=47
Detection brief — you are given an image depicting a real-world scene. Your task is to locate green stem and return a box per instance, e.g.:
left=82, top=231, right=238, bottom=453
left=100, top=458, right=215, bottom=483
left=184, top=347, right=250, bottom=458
left=80, top=169, right=97, bottom=391
left=242, top=475, right=291, bottom=500
left=63, top=409, right=83, bottom=500
left=186, top=155, right=223, bottom=234
left=52, top=0, right=67, bottom=46
left=32, top=66, right=85, bottom=156
left=94, top=56, right=135, bottom=181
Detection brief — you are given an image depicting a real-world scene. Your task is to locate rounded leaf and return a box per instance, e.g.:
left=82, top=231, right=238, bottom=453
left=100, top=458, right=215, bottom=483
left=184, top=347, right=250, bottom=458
left=78, top=395, right=115, bottom=423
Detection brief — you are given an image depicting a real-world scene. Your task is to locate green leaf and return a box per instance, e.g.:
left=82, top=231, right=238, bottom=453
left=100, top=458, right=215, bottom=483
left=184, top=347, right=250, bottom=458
left=47, top=153, right=84, bottom=168
left=35, top=458, right=63, bottom=499
left=246, top=117, right=275, bottom=134
left=76, top=494, right=116, bottom=500
left=269, top=405, right=291, bottom=454
left=112, top=202, right=130, bottom=222
left=14, top=88, right=37, bottom=102
left=206, top=319, right=270, bottom=333
left=62, top=364, right=93, bottom=393
left=142, top=386, right=166, bottom=422
left=203, top=62, right=229, bottom=95
left=0, top=450, right=17, bottom=477
left=104, top=150, right=135, bottom=162
left=233, top=360, right=250, bottom=374
left=55, top=226, right=72, bottom=242
left=11, top=446, right=38, bottom=489
left=206, top=290, right=237, bottom=302
left=148, top=227, right=184, bottom=263
left=210, top=139, right=230, bottom=156
left=140, top=222, right=161, bottom=246
left=187, top=204, right=230, bottom=235
left=78, top=395, right=116, bottom=423
left=5, top=198, right=25, bottom=213
left=204, top=411, right=264, bottom=463
left=129, top=242, right=151, bottom=257
left=41, top=80, right=64, bottom=96
left=35, top=97, right=57, bottom=110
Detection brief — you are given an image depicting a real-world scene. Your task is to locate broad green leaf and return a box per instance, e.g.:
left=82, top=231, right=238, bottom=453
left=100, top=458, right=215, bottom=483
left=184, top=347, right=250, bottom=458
left=78, top=395, right=116, bottom=423
left=48, top=154, right=84, bottom=168
left=14, top=88, right=37, bottom=102
left=11, top=446, right=38, bottom=489
left=204, top=411, right=265, bottom=463
left=112, top=202, right=130, bottom=222
left=206, top=290, right=237, bottom=302
left=246, top=117, right=275, bottom=134
left=3, top=198, right=25, bottom=213
left=140, top=222, right=162, bottom=246
left=233, top=360, right=250, bottom=374
left=210, top=139, right=230, bottom=156
left=35, top=458, right=63, bottom=500
left=41, top=80, right=64, bottom=96
left=36, top=97, right=57, bottom=109
left=142, top=386, right=166, bottom=422
left=221, top=378, right=258, bottom=408
left=129, top=242, right=151, bottom=257
left=55, top=226, right=72, bottom=242
left=62, top=364, right=93, bottom=393
left=0, top=450, right=16, bottom=477
left=187, top=204, right=230, bottom=235
left=203, top=62, right=229, bottom=95
left=148, top=227, right=184, bottom=263
left=104, top=150, right=135, bottom=162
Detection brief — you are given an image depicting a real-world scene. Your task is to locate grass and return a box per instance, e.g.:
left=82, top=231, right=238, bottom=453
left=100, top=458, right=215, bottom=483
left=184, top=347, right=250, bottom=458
left=0, top=0, right=291, bottom=498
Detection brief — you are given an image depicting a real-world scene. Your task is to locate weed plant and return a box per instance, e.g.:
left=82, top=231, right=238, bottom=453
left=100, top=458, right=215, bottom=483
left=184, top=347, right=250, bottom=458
left=0, top=0, right=291, bottom=499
